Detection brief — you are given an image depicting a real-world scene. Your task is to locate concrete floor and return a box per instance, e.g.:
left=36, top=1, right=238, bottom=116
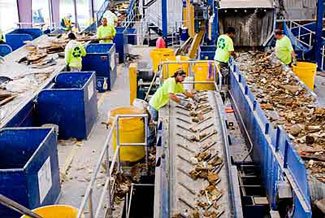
left=57, top=64, right=129, bottom=209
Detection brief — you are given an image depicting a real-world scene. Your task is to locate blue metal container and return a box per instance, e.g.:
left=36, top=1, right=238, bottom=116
left=37, top=72, right=98, bottom=140
left=0, top=128, right=60, bottom=217
left=199, top=45, right=216, bottom=60
left=5, top=28, right=43, bottom=51
left=114, top=27, right=128, bottom=63
left=82, top=43, right=117, bottom=90
left=96, top=76, right=109, bottom=93
left=127, top=28, right=137, bottom=45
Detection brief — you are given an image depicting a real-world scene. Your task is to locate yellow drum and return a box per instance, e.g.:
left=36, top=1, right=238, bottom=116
left=193, top=63, right=216, bottom=90
left=109, top=107, right=146, bottom=162
left=293, top=62, right=317, bottom=90
left=162, top=56, right=190, bottom=79
left=21, top=205, right=78, bottom=218
left=150, top=48, right=175, bottom=72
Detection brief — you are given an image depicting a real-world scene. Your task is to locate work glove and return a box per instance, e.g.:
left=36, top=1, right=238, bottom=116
left=179, top=99, right=192, bottom=109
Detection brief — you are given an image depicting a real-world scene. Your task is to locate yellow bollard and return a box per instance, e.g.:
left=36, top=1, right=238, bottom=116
left=129, top=63, right=138, bottom=105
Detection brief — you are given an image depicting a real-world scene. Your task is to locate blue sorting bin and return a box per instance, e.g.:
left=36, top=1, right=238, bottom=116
left=5, top=28, right=43, bottom=51
left=37, top=72, right=98, bottom=140
left=0, top=128, right=60, bottom=218
left=113, top=27, right=128, bottom=63
left=82, top=43, right=117, bottom=90
left=127, top=28, right=137, bottom=45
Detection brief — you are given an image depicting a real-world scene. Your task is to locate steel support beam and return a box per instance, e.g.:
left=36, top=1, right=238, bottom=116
left=162, top=0, right=168, bottom=37
left=49, top=0, right=60, bottom=28
left=16, top=0, right=32, bottom=27
left=212, top=1, right=219, bottom=43
left=89, top=0, right=95, bottom=22
left=73, top=0, right=78, bottom=29
left=315, top=0, right=324, bottom=70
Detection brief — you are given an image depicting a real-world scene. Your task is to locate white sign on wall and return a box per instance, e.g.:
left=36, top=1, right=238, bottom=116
left=88, top=83, right=94, bottom=100
left=38, top=157, right=52, bottom=203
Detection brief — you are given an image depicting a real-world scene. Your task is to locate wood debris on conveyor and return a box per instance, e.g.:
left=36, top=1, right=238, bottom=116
left=167, top=91, right=230, bottom=218
left=236, top=52, right=325, bottom=183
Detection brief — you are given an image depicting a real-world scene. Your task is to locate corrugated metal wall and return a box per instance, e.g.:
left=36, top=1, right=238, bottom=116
left=219, top=9, right=274, bottom=47
left=276, top=0, right=317, bottom=19
left=145, top=0, right=183, bottom=33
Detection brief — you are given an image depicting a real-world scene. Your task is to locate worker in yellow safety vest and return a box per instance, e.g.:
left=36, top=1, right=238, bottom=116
left=0, top=29, right=5, bottom=44
left=274, top=29, right=296, bottom=66
left=97, top=17, right=116, bottom=43
left=64, top=33, right=86, bottom=71
left=148, top=70, right=197, bottom=122
left=61, top=14, right=73, bottom=31
left=214, top=27, right=236, bottom=86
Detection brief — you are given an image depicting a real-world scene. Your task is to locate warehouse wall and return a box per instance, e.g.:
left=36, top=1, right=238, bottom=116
left=276, top=0, right=317, bottom=19
left=219, top=9, right=274, bottom=47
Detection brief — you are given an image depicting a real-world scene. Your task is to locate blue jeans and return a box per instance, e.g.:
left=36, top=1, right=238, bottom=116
left=148, top=105, right=158, bottom=122
left=147, top=105, right=158, bottom=146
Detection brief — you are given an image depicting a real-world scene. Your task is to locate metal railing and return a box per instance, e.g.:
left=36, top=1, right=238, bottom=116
left=96, top=0, right=111, bottom=26
left=282, top=20, right=325, bottom=71
left=78, top=114, right=148, bottom=218
left=285, top=20, right=315, bottom=48
left=122, top=20, right=186, bottom=47
left=124, top=0, right=138, bottom=26
left=160, top=60, right=222, bottom=91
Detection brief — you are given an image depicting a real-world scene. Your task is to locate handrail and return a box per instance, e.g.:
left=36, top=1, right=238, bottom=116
left=78, top=114, right=148, bottom=218
left=158, top=60, right=222, bottom=92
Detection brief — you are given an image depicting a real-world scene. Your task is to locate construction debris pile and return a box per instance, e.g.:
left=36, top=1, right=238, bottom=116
left=236, top=52, right=325, bottom=183
left=171, top=91, right=226, bottom=218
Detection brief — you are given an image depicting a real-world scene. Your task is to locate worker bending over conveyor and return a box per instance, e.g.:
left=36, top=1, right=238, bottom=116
left=148, top=70, right=197, bottom=122
left=214, top=27, right=236, bottom=86
left=274, top=29, right=296, bottom=66
left=64, top=33, right=86, bottom=71
left=97, top=17, right=116, bottom=43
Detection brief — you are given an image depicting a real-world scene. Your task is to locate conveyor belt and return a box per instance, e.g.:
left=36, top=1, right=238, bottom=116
left=155, top=90, right=237, bottom=217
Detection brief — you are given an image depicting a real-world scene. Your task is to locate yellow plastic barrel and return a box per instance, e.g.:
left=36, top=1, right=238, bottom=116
left=162, top=56, right=190, bottom=79
left=193, top=63, right=215, bottom=90
left=21, top=205, right=78, bottom=218
left=150, top=48, right=175, bottom=72
left=292, top=62, right=317, bottom=90
left=109, top=107, right=145, bottom=162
